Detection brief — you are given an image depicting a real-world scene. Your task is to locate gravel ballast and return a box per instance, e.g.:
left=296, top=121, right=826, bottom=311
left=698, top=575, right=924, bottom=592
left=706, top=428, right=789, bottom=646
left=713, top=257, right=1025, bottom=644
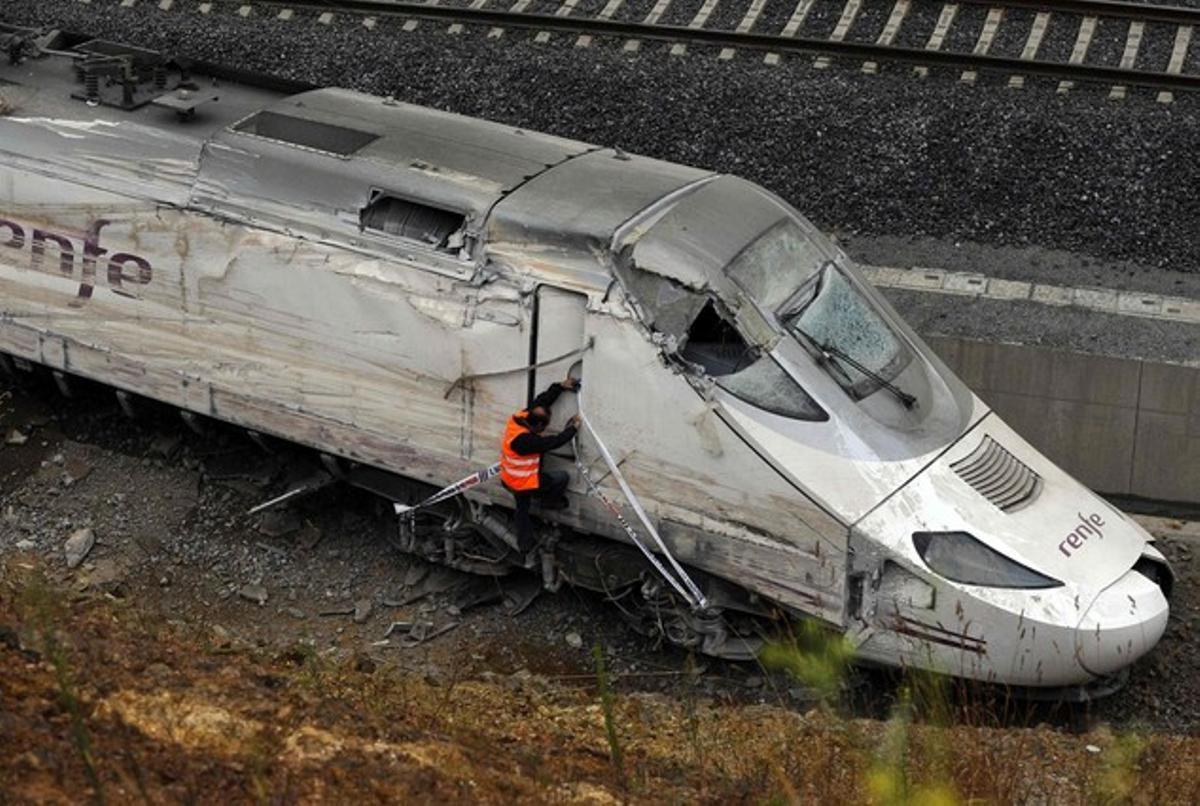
left=1, top=0, right=1198, bottom=292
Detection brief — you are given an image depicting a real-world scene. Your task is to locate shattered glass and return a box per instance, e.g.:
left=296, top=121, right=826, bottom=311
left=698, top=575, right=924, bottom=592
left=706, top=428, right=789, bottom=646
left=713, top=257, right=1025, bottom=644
left=726, top=219, right=828, bottom=311
left=787, top=265, right=909, bottom=399
left=717, top=357, right=827, bottom=421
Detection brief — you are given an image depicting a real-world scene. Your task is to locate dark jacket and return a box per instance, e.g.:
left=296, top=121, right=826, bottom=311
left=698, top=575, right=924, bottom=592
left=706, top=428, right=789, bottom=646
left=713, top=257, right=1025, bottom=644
left=511, top=383, right=578, bottom=456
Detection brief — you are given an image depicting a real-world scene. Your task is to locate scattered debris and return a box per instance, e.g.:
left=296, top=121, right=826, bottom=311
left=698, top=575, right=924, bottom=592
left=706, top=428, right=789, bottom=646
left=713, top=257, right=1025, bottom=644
left=5, top=429, right=28, bottom=446
left=63, top=527, right=95, bottom=569
left=15, top=539, right=35, bottom=551
left=238, top=584, right=268, bottom=606
left=402, top=620, right=460, bottom=648
left=254, top=540, right=287, bottom=557
left=501, top=576, right=543, bottom=616
left=450, top=578, right=503, bottom=614
left=1086, top=744, right=1102, bottom=754
left=247, top=468, right=335, bottom=516
left=565, top=631, right=583, bottom=650
left=283, top=607, right=306, bottom=620
left=383, top=621, right=413, bottom=638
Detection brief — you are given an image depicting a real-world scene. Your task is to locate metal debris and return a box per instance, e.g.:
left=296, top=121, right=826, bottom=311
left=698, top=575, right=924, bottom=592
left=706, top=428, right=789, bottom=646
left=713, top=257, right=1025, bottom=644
left=318, top=605, right=355, bottom=617
left=247, top=467, right=335, bottom=516
left=501, top=575, right=543, bottom=616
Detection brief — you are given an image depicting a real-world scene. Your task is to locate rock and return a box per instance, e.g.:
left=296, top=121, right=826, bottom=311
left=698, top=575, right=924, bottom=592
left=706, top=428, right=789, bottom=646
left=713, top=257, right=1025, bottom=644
left=238, top=583, right=268, bottom=606
left=353, top=598, right=373, bottom=624
left=258, top=508, right=302, bottom=538
left=63, top=528, right=95, bottom=569
left=5, top=429, right=28, bottom=446
left=565, top=631, right=583, bottom=650
left=15, top=539, right=35, bottom=551
left=63, top=456, right=92, bottom=485
left=284, top=607, right=306, bottom=620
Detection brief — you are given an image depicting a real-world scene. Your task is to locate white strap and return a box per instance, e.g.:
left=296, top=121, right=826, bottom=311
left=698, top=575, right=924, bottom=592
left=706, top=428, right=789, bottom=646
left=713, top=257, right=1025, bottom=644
left=393, top=463, right=501, bottom=516
left=575, top=395, right=709, bottom=610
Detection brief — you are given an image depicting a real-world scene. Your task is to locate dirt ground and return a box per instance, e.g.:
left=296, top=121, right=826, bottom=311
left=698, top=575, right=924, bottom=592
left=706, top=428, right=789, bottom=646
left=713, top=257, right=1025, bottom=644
left=2, top=371, right=1200, bottom=803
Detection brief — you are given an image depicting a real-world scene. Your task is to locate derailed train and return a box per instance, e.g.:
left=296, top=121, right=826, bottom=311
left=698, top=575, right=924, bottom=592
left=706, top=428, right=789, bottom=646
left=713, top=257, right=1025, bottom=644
left=0, top=29, right=1172, bottom=694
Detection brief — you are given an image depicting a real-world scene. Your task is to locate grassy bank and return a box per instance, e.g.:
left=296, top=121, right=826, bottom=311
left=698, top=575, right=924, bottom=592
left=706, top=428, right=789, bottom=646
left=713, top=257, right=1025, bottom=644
left=2, top=557, right=1198, bottom=804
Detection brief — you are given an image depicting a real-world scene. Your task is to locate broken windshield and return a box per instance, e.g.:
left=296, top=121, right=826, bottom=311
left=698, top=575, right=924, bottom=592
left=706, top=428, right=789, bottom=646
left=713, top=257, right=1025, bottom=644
left=726, top=219, right=829, bottom=311
left=679, top=300, right=826, bottom=421
left=783, top=263, right=912, bottom=401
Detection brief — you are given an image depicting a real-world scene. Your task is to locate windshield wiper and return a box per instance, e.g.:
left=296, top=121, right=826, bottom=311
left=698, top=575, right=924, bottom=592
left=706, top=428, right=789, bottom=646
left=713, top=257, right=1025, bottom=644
left=821, top=340, right=917, bottom=409
left=795, top=330, right=917, bottom=409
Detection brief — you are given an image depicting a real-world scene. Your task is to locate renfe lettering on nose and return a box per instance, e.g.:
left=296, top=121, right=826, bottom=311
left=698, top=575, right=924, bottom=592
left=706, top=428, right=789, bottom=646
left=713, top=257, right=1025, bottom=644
left=0, top=216, right=153, bottom=301
left=1058, top=512, right=1106, bottom=557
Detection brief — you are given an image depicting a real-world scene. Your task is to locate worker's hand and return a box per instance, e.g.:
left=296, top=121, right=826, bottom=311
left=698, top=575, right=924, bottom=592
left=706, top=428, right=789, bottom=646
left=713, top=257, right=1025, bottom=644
left=562, top=376, right=580, bottom=391
left=567, top=414, right=582, bottom=430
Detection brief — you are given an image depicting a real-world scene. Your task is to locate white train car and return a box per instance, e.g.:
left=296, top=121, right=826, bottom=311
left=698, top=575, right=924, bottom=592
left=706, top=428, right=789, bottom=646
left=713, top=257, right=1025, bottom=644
left=0, top=30, right=1171, bottom=693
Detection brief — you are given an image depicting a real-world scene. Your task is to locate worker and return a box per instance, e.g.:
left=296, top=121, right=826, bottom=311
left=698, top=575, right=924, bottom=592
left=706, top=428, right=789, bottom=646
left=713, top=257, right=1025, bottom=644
left=500, top=376, right=581, bottom=552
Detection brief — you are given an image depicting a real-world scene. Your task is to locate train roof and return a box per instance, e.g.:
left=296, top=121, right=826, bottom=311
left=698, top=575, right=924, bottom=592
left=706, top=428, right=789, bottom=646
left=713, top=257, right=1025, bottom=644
left=0, top=34, right=712, bottom=292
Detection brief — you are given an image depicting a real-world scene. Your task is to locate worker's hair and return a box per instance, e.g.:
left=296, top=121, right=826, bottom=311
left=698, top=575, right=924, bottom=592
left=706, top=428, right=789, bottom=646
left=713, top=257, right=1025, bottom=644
left=524, top=408, right=549, bottom=429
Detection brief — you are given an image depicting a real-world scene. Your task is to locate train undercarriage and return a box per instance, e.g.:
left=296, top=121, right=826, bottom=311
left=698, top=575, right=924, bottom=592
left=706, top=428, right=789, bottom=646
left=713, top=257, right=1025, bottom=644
left=0, top=353, right=773, bottom=663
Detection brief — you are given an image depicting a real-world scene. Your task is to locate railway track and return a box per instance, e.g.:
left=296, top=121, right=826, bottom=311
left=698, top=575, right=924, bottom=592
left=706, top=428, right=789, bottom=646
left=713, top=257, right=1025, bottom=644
left=204, top=0, right=1200, bottom=96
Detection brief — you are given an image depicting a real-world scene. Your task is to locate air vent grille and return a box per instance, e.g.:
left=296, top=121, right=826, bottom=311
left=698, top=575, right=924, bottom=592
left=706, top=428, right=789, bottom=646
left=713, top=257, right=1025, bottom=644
left=950, top=436, right=1041, bottom=512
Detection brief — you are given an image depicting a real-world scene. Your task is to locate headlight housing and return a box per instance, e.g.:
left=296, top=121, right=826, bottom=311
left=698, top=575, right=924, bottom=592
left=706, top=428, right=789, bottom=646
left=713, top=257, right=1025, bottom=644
left=913, top=531, right=1062, bottom=589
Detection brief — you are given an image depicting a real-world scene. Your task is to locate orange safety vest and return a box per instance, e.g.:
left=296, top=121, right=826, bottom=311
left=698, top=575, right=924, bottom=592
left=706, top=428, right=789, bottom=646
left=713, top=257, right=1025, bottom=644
left=500, top=410, right=541, bottom=492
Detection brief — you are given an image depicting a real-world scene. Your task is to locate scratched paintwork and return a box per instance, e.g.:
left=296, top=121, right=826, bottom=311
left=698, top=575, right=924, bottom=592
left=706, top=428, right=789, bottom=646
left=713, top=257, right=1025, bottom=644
left=0, top=48, right=1172, bottom=688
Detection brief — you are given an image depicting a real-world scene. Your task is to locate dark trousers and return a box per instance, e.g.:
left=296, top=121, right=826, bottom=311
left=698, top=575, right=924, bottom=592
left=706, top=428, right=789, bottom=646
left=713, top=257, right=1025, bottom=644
left=511, top=469, right=569, bottom=551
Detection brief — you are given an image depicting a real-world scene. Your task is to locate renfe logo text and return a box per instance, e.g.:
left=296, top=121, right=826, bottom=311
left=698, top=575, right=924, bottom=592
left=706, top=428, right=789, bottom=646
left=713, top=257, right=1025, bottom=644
left=0, top=216, right=153, bottom=301
left=1058, top=512, right=1106, bottom=558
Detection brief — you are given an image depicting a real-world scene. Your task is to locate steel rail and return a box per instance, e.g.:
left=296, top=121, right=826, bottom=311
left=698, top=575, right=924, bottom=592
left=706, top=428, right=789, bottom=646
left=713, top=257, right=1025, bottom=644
left=264, top=0, right=1200, bottom=27
left=238, top=0, right=1200, bottom=93
left=954, top=0, right=1200, bottom=26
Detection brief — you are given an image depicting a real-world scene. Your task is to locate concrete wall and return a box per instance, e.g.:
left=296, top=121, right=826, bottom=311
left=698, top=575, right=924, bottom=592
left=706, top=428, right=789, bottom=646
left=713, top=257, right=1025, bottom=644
left=927, top=337, right=1200, bottom=504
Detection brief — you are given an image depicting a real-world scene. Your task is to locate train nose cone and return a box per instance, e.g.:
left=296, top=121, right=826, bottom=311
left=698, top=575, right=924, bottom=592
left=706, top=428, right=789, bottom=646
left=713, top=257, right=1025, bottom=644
left=1074, top=565, right=1169, bottom=678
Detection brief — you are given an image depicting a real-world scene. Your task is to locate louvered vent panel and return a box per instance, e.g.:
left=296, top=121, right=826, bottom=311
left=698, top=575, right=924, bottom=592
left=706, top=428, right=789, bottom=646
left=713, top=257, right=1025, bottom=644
left=950, top=436, right=1042, bottom=512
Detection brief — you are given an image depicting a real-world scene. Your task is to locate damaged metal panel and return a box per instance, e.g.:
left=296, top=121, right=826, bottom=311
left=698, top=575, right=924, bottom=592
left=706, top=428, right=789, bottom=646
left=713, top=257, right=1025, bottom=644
left=485, top=149, right=711, bottom=285
left=0, top=43, right=1173, bottom=687
left=579, top=313, right=849, bottom=623
left=625, top=177, right=782, bottom=297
